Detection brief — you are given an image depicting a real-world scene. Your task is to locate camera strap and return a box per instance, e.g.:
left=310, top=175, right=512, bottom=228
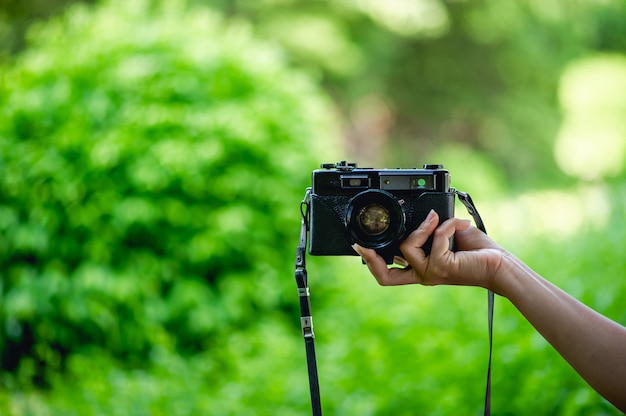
left=454, top=189, right=494, bottom=416
left=295, top=188, right=493, bottom=416
left=296, top=188, right=323, bottom=416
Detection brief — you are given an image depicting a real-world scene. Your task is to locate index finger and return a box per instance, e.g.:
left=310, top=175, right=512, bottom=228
left=352, top=244, right=417, bottom=286
left=353, top=209, right=440, bottom=286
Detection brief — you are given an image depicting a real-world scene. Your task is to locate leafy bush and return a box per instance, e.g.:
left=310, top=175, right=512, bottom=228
left=0, top=0, right=337, bottom=388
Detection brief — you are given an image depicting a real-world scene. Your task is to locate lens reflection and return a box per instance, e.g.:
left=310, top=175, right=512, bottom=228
left=358, top=204, right=390, bottom=235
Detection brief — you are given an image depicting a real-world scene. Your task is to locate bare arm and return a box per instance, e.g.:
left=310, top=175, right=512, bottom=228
left=495, top=254, right=626, bottom=411
left=354, top=210, right=626, bottom=412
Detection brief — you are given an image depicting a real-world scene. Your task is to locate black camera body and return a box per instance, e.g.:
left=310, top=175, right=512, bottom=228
left=308, top=161, right=455, bottom=264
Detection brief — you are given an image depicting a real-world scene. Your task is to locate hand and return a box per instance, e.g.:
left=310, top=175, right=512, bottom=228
left=352, top=210, right=507, bottom=292
left=355, top=210, right=626, bottom=412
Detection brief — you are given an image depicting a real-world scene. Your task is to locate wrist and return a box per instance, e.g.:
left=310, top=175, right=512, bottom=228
left=488, top=250, right=533, bottom=298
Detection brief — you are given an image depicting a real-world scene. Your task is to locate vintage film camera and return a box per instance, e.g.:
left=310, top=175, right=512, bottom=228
left=308, top=161, right=455, bottom=264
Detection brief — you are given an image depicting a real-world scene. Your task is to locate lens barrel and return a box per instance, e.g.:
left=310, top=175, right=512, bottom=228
left=345, top=189, right=405, bottom=249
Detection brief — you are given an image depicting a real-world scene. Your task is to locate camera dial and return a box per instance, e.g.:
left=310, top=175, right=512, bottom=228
left=345, top=189, right=406, bottom=249
left=321, top=161, right=357, bottom=171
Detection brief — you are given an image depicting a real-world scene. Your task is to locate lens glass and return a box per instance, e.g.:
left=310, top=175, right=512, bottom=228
left=345, top=189, right=405, bottom=249
left=358, top=204, right=390, bottom=235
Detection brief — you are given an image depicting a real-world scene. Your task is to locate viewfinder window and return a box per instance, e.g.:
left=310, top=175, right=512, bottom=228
left=341, top=176, right=370, bottom=188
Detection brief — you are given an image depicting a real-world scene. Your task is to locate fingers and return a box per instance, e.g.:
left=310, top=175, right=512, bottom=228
left=353, top=243, right=417, bottom=286
left=396, top=209, right=439, bottom=277
left=354, top=212, right=475, bottom=287
left=402, top=209, right=440, bottom=249
left=352, top=210, right=441, bottom=286
left=431, top=218, right=471, bottom=255
left=454, top=225, right=500, bottom=251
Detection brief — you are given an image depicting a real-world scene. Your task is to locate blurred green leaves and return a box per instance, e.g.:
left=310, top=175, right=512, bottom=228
left=555, top=54, right=626, bottom=181
left=0, top=0, right=337, bottom=399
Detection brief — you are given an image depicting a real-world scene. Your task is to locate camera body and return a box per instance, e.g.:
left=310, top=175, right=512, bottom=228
left=308, top=162, right=455, bottom=264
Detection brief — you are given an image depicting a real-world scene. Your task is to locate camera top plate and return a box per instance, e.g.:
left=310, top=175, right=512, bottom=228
left=313, top=162, right=450, bottom=195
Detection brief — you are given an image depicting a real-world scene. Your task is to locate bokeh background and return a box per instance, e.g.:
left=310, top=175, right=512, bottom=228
left=1, top=0, right=625, bottom=414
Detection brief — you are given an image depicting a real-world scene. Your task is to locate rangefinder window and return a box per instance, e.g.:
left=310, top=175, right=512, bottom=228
left=380, top=174, right=434, bottom=191
left=341, top=175, right=370, bottom=188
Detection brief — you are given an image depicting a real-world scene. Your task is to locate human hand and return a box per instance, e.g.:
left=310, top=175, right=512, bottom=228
left=352, top=210, right=507, bottom=292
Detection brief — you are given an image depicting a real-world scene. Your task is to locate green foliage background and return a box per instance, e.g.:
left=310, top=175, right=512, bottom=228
left=0, top=1, right=337, bottom=413
left=0, top=0, right=625, bottom=415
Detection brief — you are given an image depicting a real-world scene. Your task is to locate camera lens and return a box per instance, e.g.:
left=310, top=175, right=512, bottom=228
left=357, top=204, right=390, bottom=235
left=345, top=190, right=405, bottom=249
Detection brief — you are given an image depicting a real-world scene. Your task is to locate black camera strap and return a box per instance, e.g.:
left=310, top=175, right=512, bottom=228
left=454, top=189, right=494, bottom=416
left=295, top=188, right=493, bottom=416
left=296, top=188, right=323, bottom=416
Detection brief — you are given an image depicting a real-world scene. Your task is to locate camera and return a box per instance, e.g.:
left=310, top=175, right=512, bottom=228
left=308, top=161, right=455, bottom=264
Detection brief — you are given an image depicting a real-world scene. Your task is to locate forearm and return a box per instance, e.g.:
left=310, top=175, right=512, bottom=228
left=494, top=254, right=626, bottom=412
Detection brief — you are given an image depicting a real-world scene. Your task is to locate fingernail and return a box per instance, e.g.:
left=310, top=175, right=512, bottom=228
left=351, top=243, right=364, bottom=256
left=425, top=209, right=437, bottom=223
left=393, top=256, right=409, bottom=267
